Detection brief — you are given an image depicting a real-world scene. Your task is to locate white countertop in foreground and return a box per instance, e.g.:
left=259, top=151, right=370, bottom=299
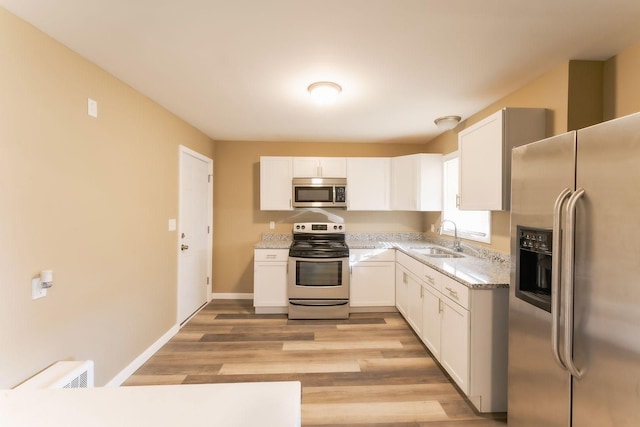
left=0, top=381, right=301, bottom=427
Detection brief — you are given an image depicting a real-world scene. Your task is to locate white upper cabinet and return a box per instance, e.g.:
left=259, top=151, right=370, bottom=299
left=458, top=108, right=545, bottom=211
left=346, top=157, right=391, bottom=211
left=292, top=157, right=347, bottom=178
left=390, top=154, right=443, bottom=211
left=260, top=156, right=293, bottom=211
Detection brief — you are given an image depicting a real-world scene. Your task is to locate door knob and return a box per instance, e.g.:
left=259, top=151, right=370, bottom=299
left=181, top=244, right=189, bottom=251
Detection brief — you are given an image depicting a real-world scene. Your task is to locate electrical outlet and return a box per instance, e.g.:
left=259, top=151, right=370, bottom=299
left=269, top=221, right=275, bottom=230
left=430, top=224, right=435, bottom=232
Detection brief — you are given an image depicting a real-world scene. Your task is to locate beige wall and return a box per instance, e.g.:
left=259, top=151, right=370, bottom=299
left=0, top=9, right=214, bottom=387
left=213, top=141, right=432, bottom=294
left=604, top=43, right=640, bottom=119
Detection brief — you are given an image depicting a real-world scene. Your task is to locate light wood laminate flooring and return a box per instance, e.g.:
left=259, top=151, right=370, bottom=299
left=124, top=300, right=507, bottom=426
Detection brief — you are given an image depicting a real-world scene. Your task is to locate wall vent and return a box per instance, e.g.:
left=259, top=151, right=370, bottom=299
left=14, top=360, right=95, bottom=389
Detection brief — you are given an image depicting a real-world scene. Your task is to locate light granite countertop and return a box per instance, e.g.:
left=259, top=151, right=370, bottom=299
left=254, top=240, right=292, bottom=249
left=348, top=240, right=509, bottom=289
left=255, top=232, right=511, bottom=289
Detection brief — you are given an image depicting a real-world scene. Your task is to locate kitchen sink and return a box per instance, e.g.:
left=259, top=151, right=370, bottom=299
left=411, top=247, right=464, bottom=258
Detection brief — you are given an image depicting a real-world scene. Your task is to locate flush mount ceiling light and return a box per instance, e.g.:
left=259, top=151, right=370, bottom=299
left=434, top=115, right=462, bottom=131
left=307, top=81, right=342, bottom=105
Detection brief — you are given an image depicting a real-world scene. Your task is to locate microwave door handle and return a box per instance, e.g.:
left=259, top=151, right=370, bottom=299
left=552, top=188, right=571, bottom=370
left=563, top=188, right=585, bottom=379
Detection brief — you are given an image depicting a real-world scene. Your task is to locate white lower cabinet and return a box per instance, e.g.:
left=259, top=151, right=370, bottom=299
left=349, top=249, right=395, bottom=307
left=253, top=249, right=289, bottom=314
left=395, top=265, right=409, bottom=317
left=395, top=251, right=422, bottom=317
left=396, top=253, right=508, bottom=413
left=440, top=297, right=470, bottom=394
left=407, top=277, right=424, bottom=335
left=421, top=285, right=442, bottom=360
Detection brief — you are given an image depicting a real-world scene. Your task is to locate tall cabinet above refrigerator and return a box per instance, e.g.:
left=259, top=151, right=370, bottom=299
left=508, top=112, right=640, bottom=426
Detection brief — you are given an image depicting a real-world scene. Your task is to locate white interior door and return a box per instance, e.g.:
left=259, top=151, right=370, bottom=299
left=178, top=146, right=212, bottom=324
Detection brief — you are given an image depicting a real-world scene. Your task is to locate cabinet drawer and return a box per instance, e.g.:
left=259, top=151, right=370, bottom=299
left=442, top=276, right=470, bottom=309
left=254, top=249, right=289, bottom=262
left=422, top=265, right=441, bottom=292
left=350, top=248, right=395, bottom=263
left=396, top=251, right=423, bottom=277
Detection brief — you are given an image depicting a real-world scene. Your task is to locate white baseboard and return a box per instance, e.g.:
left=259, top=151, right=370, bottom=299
left=105, top=324, right=179, bottom=387
left=212, top=293, right=253, bottom=300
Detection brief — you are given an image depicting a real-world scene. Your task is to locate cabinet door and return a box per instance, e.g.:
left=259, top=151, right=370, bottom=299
left=318, top=157, right=347, bottom=177
left=458, top=108, right=545, bottom=211
left=391, top=155, right=418, bottom=210
left=346, top=158, right=391, bottom=211
left=254, top=262, right=288, bottom=307
left=391, top=154, right=443, bottom=211
left=441, top=299, right=470, bottom=393
left=350, top=261, right=395, bottom=307
left=458, top=110, right=503, bottom=210
left=421, top=285, right=442, bottom=360
left=292, top=157, right=347, bottom=177
left=395, top=265, right=409, bottom=316
left=407, top=278, right=423, bottom=335
left=292, top=158, right=320, bottom=177
left=260, top=157, right=293, bottom=210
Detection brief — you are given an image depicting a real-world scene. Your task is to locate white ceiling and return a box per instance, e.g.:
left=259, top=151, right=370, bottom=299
left=3, top=1, right=640, bottom=143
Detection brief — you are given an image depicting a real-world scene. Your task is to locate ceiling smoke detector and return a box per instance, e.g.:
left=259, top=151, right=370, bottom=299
left=307, top=81, right=342, bottom=105
left=434, top=115, right=462, bottom=131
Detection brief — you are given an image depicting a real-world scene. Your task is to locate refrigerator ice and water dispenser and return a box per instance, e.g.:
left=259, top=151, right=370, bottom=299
left=515, top=226, right=553, bottom=312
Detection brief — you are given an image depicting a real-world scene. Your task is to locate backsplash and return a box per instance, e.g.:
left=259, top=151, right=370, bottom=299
left=261, top=233, right=292, bottom=242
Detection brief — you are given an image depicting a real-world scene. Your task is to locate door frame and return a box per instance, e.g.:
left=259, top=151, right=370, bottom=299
left=178, top=145, right=213, bottom=324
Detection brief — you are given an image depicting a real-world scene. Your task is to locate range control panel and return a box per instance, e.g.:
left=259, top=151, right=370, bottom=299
left=293, top=222, right=345, bottom=233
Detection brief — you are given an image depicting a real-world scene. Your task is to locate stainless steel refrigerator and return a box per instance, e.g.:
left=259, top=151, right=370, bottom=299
left=508, top=112, right=640, bottom=426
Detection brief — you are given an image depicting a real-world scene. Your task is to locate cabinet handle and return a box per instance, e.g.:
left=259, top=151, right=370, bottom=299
left=438, top=299, right=443, bottom=313
left=403, top=272, right=408, bottom=284
left=456, top=194, right=460, bottom=208
left=424, top=275, right=434, bottom=285
left=445, top=286, right=458, bottom=298
left=420, top=287, right=424, bottom=298
left=266, top=254, right=277, bottom=259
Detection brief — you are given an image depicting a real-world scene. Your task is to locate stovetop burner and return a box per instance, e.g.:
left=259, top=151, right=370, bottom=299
left=289, top=222, right=349, bottom=258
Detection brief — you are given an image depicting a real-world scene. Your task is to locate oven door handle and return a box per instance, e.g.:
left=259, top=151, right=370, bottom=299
left=289, top=300, right=349, bottom=307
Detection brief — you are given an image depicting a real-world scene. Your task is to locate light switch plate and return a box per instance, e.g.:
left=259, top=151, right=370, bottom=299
left=88, top=98, right=98, bottom=118
left=168, top=218, right=177, bottom=231
left=32, top=278, right=47, bottom=300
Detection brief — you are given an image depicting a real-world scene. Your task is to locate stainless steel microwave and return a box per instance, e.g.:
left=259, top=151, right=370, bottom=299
left=292, top=177, right=347, bottom=208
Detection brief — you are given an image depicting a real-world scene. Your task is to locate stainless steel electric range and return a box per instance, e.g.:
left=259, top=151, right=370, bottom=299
left=287, top=222, right=349, bottom=319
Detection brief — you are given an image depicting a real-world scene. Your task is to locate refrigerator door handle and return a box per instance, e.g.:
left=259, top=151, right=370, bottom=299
left=551, top=188, right=572, bottom=370
left=563, top=187, right=585, bottom=379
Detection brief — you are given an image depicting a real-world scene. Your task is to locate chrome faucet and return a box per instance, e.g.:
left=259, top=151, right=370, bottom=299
left=438, top=219, right=462, bottom=252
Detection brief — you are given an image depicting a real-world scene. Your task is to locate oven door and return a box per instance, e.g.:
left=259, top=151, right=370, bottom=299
left=287, top=257, right=349, bottom=299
